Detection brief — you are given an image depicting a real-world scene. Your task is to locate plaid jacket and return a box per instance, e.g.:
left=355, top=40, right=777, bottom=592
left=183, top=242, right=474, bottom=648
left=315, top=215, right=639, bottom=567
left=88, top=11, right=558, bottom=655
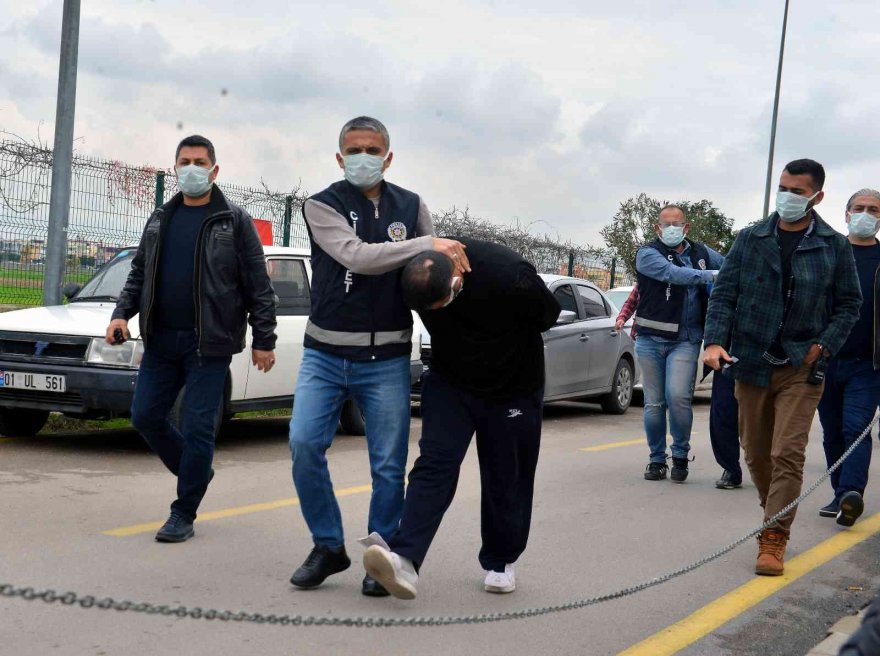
left=615, top=284, right=639, bottom=337
left=704, top=212, right=861, bottom=387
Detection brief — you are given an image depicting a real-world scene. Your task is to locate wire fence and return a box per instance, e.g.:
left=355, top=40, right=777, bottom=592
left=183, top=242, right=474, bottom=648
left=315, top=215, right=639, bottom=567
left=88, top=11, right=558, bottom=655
left=0, top=138, right=626, bottom=307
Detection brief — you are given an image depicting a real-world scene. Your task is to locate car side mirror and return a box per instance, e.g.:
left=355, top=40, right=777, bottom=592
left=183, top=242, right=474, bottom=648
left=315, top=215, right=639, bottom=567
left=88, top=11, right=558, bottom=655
left=62, top=283, right=82, bottom=300
left=556, top=310, right=577, bottom=325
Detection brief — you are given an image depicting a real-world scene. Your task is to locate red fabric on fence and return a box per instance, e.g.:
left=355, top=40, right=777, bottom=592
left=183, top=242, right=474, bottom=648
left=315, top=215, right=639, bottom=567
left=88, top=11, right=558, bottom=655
left=252, top=219, right=273, bottom=246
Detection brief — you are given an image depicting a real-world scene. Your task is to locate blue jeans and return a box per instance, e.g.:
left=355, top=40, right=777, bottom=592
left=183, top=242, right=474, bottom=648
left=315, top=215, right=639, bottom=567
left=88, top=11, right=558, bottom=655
left=635, top=335, right=700, bottom=463
left=817, top=357, right=880, bottom=499
left=130, top=329, right=231, bottom=520
left=289, top=348, right=411, bottom=548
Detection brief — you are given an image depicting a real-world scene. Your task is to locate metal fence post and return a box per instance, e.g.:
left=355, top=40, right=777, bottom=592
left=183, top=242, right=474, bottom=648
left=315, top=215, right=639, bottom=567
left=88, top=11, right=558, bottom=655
left=610, top=258, right=617, bottom=289
left=567, top=251, right=574, bottom=277
left=283, top=195, right=292, bottom=247
left=43, top=0, right=81, bottom=306
left=155, top=171, right=165, bottom=208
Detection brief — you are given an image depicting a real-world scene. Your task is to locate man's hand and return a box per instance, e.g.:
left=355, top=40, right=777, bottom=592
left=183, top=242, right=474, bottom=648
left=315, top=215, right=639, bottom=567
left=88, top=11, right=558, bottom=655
left=432, top=238, right=471, bottom=275
left=703, top=344, right=733, bottom=371
left=615, top=317, right=626, bottom=331
left=803, top=344, right=824, bottom=366
left=105, top=319, right=130, bottom=345
left=252, top=349, right=276, bottom=373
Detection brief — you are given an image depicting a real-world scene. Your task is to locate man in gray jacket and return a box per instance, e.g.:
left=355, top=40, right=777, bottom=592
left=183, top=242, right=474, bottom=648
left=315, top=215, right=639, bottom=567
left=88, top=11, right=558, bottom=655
left=287, top=116, right=469, bottom=597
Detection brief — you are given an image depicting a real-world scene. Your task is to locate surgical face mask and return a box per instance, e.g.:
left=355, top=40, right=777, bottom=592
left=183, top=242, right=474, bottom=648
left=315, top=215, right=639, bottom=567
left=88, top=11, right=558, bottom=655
left=343, top=153, right=386, bottom=189
left=176, top=164, right=214, bottom=197
left=775, top=190, right=819, bottom=223
left=660, top=225, right=685, bottom=248
left=440, top=276, right=462, bottom=308
left=848, top=211, right=880, bottom=238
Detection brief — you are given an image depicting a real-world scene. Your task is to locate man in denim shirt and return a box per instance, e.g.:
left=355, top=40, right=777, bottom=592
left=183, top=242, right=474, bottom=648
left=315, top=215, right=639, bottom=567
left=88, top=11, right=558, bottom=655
left=635, top=205, right=724, bottom=483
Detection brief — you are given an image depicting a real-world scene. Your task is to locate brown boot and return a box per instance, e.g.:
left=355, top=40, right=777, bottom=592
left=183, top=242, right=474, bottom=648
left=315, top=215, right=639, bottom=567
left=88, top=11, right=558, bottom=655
left=755, top=528, right=788, bottom=576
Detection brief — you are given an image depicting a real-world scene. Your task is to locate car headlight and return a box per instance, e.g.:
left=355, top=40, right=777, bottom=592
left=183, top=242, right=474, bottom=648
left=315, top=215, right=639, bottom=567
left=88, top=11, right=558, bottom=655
left=86, top=338, right=145, bottom=368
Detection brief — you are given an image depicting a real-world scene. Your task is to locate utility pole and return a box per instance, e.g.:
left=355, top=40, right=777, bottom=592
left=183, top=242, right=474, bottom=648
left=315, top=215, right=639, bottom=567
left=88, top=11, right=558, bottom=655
left=43, top=0, right=81, bottom=306
left=762, top=0, right=791, bottom=220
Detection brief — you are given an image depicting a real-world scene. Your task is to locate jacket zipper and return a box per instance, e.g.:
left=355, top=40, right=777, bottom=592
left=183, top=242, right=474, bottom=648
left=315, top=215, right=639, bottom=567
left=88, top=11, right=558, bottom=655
left=370, top=197, right=380, bottom=359
left=193, top=210, right=233, bottom=356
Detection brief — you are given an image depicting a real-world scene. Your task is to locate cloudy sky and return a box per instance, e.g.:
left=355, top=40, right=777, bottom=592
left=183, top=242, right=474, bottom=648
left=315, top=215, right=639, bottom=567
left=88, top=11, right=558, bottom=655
left=1, top=0, right=878, bottom=245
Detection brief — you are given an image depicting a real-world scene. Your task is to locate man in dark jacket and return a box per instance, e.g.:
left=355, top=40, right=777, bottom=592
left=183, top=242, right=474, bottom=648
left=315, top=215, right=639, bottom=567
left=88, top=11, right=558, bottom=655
left=106, top=135, right=277, bottom=543
left=361, top=239, right=561, bottom=600
left=704, top=159, right=861, bottom=577
left=287, top=117, right=469, bottom=597
left=816, top=188, right=880, bottom=527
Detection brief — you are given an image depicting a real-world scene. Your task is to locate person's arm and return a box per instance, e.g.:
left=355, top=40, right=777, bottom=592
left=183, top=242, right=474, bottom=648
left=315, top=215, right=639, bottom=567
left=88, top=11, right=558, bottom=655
left=703, top=231, right=746, bottom=365
left=707, top=246, right=726, bottom=271
left=616, top=286, right=639, bottom=324
left=636, top=246, right=714, bottom=286
left=512, top=262, right=562, bottom=331
left=415, top=198, right=434, bottom=237
left=305, top=199, right=433, bottom=275
left=111, top=221, right=150, bottom=322
left=817, top=238, right=862, bottom=356
left=237, top=212, right=277, bottom=353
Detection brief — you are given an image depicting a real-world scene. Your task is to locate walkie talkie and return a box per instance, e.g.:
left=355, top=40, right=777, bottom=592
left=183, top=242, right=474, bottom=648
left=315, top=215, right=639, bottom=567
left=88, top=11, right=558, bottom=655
left=808, top=357, right=828, bottom=386
left=113, top=328, right=126, bottom=345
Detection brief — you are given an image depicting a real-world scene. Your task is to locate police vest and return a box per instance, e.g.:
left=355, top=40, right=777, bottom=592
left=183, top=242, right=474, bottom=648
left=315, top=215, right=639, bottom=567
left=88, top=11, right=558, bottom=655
left=635, top=239, right=711, bottom=339
left=304, top=179, right=420, bottom=361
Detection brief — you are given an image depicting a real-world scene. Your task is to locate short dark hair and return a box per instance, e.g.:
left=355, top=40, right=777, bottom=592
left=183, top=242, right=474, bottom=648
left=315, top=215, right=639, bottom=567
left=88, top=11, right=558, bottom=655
left=402, top=251, right=454, bottom=312
left=175, top=135, right=216, bottom=164
left=783, top=158, right=825, bottom=190
left=658, top=204, right=686, bottom=221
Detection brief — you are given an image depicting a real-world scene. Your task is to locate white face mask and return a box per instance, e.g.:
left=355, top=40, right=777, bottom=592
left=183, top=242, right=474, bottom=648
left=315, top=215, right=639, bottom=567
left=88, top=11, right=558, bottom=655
left=176, top=164, right=214, bottom=197
left=343, top=153, right=386, bottom=189
left=776, top=190, right=819, bottom=223
left=848, top=211, right=880, bottom=238
left=440, top=276, right=462, bottom=308
left=660, top=225, right=685, bottom=248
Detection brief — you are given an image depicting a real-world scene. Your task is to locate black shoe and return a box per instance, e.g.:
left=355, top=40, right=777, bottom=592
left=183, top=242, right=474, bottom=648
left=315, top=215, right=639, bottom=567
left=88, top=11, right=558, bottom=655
left=819, top=499, right=839, bottom=518
left=670, top=458, right=689, bottom=484
left=362, top=574, right=390, bottom=597
left=155, top=511, right=194, bottom=543
left=837, top=491, right=864, bottom=527
left=644, top=462, right=668, bottom=481
left=290, top=545, right=351, bottom=589
left=715, top=470, right=742, bottom=490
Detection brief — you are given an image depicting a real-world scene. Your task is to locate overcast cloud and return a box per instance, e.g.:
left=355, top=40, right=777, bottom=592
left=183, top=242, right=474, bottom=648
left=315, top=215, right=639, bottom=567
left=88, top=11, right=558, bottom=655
left=1, top=0, right=879, bottom=244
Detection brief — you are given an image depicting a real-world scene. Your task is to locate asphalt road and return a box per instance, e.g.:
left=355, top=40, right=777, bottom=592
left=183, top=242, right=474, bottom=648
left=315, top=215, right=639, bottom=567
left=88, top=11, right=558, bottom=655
left=2, top=397, right=880, bottom=656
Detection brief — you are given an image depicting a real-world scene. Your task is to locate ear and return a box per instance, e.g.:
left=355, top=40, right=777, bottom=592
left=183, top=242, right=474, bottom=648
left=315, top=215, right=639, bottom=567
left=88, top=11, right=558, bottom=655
left=383, top=151, right=393, bottom=171
left=209, top=165, right=219, bottom=183
left=336, top=153, right=345, bottom=169
left=813, top=190, right=825, bottom=207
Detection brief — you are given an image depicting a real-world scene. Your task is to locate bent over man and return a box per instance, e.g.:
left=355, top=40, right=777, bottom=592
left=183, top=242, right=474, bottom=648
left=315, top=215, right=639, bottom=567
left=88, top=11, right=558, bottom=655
left=288, top=117, right=469, bottom=596
left=108, top=135, right=277, bottom=543
left=362, top=239, right=561, bottom=600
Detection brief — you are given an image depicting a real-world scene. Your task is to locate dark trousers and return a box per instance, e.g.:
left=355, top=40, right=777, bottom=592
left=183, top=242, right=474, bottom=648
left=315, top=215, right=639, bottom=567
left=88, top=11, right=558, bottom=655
left=388, top=373, right=543, bottom=572
left=817, top=357, right=880, bottom=499
left=709, top=371, right=742, bottom=480
left=130, top=329, right=231, bottom=520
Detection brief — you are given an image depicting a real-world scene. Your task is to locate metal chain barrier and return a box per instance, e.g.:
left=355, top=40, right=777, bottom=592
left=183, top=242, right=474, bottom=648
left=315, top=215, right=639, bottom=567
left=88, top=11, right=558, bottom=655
left=3, top=410, right=878, bottom=628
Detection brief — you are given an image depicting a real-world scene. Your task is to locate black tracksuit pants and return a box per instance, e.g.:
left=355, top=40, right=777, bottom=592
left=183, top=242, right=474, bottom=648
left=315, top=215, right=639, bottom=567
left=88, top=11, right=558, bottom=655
left=388, top=372, right=543, bottom=572
left=709, top=370, right=742, bottom=480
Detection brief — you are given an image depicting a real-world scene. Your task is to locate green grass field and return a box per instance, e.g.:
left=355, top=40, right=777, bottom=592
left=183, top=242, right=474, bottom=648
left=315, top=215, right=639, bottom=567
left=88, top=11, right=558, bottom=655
left=0, top=268, right=96, bottom=306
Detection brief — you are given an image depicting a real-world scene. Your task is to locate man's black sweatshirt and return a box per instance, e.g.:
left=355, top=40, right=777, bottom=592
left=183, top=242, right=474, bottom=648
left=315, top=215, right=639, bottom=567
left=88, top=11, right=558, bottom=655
left=419, top=237, right=562, bottom=400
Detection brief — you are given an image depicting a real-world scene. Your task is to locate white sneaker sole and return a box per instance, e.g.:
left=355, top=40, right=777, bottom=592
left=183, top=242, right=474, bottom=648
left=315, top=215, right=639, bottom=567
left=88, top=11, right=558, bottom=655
left=484, top=580, right=515, bottom=594
left=363, top=546, right=416, bottom=600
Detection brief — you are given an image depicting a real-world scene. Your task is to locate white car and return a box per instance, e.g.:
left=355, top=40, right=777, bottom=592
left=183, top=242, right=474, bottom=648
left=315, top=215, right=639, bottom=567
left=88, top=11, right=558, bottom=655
left=0, top=246, right=423, bottom=437
left=605, top=285, right=713, bottom=393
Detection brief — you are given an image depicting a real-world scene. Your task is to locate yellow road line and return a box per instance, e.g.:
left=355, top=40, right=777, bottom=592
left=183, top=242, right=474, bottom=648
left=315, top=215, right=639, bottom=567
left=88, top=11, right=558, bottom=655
left=103, top=484, right=373, bottom=537
left=580, top=439, right=644, bottom=452
left=618, top=511, right=880, bottom=656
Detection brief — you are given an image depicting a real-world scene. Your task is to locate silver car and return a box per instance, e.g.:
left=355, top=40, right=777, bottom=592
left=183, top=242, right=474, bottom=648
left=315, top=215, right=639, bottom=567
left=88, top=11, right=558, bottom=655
left=413, top=275, right=639, bottom=414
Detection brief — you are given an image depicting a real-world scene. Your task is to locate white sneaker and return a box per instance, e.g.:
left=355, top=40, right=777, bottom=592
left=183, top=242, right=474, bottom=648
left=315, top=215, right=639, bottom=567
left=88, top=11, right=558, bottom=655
left=484, top=564, right=516, bottom=593
left=363, top=545, right=418, bottom=600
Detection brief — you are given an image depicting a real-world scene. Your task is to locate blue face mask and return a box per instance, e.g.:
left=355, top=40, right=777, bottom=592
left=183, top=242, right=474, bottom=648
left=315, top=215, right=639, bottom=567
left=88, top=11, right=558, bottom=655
left=660, top=225, right=685, bottom=248
left=176, top=164, right=214, bottom=197
left=848, top=211, right=880, bottom=238
left=343, top=153, right=386, bottom=189
left=776, top=190, right=819, bottom=223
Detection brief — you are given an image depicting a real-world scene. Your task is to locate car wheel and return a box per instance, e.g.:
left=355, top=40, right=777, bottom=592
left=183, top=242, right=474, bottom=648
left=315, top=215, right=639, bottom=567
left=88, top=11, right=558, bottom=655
left=601, top=359, right=634, bottom=415
left=339, top=398, right=366, bottom=435
left=172, top=387, right=226, bottom=439
left=0, top=408, right=50, bottom=437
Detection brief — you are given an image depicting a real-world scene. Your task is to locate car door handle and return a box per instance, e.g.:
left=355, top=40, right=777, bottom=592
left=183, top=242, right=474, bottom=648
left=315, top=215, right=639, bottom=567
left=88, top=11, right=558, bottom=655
left=609, top=330, right=619, bottom=337
left=579, top=334, right=589, bottom=342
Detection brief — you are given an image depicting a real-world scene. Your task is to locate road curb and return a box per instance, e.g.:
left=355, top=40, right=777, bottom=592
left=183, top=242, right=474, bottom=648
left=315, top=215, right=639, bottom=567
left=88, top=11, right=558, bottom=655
left=806, top=607, right=868, bottom=655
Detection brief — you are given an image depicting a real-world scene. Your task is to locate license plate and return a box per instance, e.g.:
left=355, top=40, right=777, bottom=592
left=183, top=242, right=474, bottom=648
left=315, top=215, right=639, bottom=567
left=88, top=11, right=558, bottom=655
left=0, top=370, right=67, bottom=393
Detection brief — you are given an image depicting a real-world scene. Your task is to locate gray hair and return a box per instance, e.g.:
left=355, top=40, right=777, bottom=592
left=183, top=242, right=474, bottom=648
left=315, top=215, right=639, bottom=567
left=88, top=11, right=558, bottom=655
left=338, top=116, right=390, bottom=152
left=846, top=188, right=880, bottom=211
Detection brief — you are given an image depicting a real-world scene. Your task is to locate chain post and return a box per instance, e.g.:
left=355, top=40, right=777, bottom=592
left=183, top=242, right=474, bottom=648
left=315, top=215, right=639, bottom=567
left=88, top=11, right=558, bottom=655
left=154, top=171, right=165, bottom=209
left=610, top=258, right=617, bottom=289
left=567, top=251, right=574, bottom=277
left=283, top=195, right=292, bottom=247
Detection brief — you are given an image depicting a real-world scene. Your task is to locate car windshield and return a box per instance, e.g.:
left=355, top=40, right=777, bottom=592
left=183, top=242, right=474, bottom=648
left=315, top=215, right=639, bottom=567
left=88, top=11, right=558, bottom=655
left=71, top=250, right=135, bottom=302
left=605, top=290, right=630, bottom=312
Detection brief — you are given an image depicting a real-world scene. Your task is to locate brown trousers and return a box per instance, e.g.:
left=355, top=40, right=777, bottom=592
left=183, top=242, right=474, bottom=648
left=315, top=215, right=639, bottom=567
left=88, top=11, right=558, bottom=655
left=735, top=365, right=824, bottom=534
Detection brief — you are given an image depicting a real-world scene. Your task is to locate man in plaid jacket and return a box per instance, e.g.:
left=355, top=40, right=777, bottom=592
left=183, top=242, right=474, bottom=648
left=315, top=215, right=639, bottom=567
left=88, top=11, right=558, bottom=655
left=704, top=159, right=861, bottom=577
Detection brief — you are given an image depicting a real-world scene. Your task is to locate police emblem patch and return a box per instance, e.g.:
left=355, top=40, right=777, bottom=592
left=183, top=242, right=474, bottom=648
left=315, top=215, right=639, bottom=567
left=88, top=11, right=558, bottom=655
left=388, top=222, right=407, bottom=242
left=698, top=258, right=707, bottom=270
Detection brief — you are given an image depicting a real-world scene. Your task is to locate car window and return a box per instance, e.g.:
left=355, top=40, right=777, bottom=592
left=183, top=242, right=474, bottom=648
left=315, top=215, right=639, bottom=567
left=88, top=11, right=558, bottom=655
left=576, top=284, right=609, bottom=319
left=267, top=258, right=310, bottom=316
left=605, top=290, right=630, bottom=312
left=73, top=250, right=133, bottom=300
left=553, top=284, right=581, bottom=319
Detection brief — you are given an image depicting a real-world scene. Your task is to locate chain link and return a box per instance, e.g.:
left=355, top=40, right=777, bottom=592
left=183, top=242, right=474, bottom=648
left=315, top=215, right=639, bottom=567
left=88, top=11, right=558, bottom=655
left=3, top=411, right=877, bottom=628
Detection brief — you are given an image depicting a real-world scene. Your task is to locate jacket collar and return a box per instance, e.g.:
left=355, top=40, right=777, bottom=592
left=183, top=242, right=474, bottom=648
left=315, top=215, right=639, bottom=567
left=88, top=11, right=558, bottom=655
left=753, top=210, right=834, bottom=238
left=158, top=184, right=232, bottom=219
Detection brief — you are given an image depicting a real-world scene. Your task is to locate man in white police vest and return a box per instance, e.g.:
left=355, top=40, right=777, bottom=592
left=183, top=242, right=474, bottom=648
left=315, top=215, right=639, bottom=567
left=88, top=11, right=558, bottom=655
left=288, top=116, right=470, bottom=596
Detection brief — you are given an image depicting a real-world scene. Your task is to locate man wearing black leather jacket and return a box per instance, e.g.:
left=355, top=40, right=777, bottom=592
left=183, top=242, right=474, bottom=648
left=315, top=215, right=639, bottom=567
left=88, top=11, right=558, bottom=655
left=107, top=135, right=277, bottom=543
